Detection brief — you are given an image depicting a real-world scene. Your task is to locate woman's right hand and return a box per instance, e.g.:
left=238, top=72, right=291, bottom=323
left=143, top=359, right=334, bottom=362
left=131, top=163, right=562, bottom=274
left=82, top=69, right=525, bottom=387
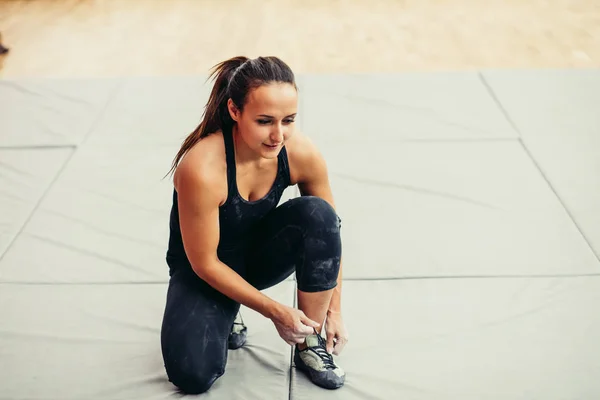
left=269, top=304, right=320, bottom=346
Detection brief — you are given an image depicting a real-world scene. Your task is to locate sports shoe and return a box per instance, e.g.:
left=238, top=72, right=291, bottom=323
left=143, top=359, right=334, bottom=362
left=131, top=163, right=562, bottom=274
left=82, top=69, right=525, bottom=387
left=294, top=330, right=345, bottom=389
left=228, top=311, right=247, bottom=349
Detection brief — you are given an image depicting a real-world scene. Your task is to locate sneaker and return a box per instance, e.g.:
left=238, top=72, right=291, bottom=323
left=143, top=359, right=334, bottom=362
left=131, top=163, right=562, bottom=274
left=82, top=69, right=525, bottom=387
left=294, top=331, right=345, bottom=389
left=228, top=311, right=247, bottom=349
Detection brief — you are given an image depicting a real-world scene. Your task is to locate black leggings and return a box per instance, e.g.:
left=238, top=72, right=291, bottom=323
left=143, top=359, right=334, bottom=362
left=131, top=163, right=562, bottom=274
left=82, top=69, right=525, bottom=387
left=160, top=196, right=342, bottom=394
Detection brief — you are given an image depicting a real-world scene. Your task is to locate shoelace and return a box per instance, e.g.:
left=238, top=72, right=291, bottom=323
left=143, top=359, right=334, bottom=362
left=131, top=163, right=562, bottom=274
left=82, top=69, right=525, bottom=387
left=308, top=329, right=336, bottom=370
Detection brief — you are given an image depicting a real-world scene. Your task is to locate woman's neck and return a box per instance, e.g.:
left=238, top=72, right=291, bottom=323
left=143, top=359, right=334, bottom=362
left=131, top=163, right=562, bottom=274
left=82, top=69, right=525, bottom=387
left=231, top=125, right=269, bottom=168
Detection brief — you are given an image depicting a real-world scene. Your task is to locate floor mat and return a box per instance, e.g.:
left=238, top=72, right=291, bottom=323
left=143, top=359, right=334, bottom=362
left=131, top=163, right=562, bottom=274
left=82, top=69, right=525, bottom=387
left=481, top=69, right=600, bottom=259
left=0, top=147, right=73, bottom=258
left=321, top=139, right=598, bottom=279
left=300, top=72, right=518, bottom=144
left=83, top=76, right=212, bottom=146
left=0, top=78, right=121, bottom=147
left=0, top=144, right=177, bottom=283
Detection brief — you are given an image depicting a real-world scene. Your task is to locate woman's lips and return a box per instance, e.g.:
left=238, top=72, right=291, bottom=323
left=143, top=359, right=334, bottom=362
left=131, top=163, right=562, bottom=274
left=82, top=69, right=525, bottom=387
left=263, top=143, right=281, bottom=149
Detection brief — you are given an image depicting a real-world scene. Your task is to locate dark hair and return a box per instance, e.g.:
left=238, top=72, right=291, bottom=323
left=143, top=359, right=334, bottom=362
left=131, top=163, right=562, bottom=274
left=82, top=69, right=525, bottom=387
left=167, top=56, right=297, bottom=176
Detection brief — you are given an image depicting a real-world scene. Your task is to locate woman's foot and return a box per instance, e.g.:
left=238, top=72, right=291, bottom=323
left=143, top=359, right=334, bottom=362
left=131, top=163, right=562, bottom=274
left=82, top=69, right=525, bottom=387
left=294, top=331, right=345, bottom=389
left=228, top=311, right=247, bottom=349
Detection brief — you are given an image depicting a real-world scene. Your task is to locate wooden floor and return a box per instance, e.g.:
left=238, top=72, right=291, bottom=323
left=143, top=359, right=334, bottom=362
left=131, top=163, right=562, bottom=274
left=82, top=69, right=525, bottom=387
left=0, top=0, right=598, bottom=78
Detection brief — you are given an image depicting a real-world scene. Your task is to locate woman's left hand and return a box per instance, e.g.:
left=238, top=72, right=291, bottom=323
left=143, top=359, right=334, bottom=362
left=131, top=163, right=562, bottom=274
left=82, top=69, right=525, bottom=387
left=325, top=311, right=349, bottom=355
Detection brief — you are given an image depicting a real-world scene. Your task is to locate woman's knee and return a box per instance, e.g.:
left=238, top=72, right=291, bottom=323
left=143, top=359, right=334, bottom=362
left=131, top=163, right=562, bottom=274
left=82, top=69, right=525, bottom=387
left=161, top=329, right=227, bottom=394
left=288, top=196, right=342, bottom=292
left=165, top=357, right=225, bottom=394
left=287, top=196, right=341, bottom=232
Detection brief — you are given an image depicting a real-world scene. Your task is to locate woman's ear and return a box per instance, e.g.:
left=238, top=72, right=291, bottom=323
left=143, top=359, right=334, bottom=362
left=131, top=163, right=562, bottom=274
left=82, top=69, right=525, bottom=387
left=227, top=98, right=240, bottom=122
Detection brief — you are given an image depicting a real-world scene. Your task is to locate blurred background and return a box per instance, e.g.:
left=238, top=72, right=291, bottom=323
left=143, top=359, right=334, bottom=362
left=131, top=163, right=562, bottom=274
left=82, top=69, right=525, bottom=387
left=0, top=0, right=598, bottom=78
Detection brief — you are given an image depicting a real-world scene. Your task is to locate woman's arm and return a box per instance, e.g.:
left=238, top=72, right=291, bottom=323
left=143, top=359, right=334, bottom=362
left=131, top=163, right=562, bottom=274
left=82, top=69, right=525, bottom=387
left=175, top=158, right=278, bottom=318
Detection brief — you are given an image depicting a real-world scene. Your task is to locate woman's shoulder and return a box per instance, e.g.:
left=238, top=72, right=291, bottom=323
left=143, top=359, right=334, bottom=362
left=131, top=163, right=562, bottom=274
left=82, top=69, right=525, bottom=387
left=285, top=130, right=328, bottom=185
left=173, top=131, right=228, bottom=203
left=286, top=130, right=319, bottom=161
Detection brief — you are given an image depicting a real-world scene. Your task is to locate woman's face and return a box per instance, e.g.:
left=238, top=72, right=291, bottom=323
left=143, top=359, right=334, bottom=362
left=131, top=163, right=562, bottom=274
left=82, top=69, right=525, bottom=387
left=228, top=82, right=298, bottom=159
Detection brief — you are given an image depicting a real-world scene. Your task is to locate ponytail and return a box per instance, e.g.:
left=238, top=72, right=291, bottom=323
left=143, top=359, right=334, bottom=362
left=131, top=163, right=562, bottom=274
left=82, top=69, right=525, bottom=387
left=166, top=56, right=248, bottom=177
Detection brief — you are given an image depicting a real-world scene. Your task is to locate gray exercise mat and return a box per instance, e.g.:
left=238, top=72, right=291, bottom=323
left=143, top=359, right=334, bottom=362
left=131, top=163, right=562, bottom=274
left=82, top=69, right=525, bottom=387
left=0, top=148, right=72, bottom=258
left=300, top=72, right=518, bottom=143
left=84, top=76, right=212, bottom=145
left=481, top=69, right=600, bottom=259
left=0, top=280, right=295, bottom=400
left=0, top=144, right=176, bottom=283
left=320, top=139, right=599, bottom=279
left=291, top=277, right=600, bottom=400
left=0, top=78, right=121, bottom=147
left=0, top=143, right=298, bottom=283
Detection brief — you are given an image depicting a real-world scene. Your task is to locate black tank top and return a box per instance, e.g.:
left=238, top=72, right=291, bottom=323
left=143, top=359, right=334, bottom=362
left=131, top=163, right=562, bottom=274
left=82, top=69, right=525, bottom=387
left=166, top=127, right=292, bottom=272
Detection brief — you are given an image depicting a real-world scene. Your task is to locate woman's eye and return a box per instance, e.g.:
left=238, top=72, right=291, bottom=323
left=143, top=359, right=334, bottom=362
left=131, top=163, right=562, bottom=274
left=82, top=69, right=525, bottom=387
left=257, top=119, right=295, bottom=125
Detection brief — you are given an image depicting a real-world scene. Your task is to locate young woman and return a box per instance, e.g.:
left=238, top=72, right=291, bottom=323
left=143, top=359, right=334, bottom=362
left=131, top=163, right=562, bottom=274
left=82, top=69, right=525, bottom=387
left=161, top=56, right=348, bottom=394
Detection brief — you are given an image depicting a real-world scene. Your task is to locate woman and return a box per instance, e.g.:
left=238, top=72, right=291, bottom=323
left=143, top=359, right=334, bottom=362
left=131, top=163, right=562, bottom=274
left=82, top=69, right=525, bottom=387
left=161, top=56, right=348, bottom=394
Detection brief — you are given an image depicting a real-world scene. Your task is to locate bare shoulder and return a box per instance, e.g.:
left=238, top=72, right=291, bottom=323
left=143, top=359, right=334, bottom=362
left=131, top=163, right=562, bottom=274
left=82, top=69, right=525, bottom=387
left=285, top=130, right=328, bottom=186
left=173, top=131, right=228, bottom=206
